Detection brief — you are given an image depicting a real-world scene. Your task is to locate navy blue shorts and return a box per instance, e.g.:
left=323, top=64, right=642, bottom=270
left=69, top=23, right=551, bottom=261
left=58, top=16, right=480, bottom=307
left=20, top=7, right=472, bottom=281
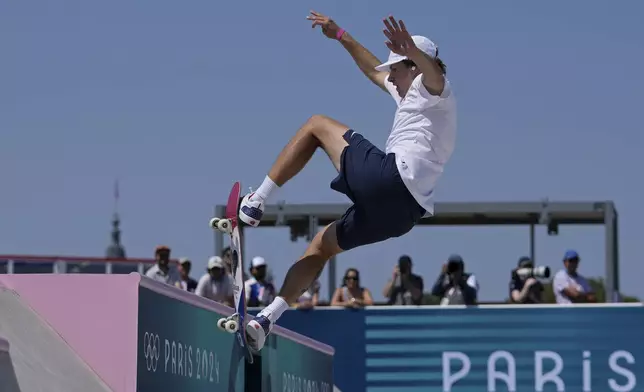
left=330, top=130, right=425, bottom=251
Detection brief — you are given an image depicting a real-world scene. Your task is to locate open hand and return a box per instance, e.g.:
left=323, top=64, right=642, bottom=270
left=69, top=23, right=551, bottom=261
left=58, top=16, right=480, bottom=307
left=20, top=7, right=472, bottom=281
left=382, top=16, right=417, bottom=56
left=306, top=10, right=342, bottom=40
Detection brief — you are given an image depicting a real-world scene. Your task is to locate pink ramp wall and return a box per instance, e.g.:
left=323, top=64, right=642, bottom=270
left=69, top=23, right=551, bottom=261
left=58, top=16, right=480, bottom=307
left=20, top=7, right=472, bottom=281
left=0, top=274, right=140, bottom=392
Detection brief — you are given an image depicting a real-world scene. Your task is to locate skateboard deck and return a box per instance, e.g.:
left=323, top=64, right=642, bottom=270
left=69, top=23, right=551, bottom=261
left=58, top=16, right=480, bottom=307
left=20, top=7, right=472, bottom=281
left=212, top=181, right=254, bottom=364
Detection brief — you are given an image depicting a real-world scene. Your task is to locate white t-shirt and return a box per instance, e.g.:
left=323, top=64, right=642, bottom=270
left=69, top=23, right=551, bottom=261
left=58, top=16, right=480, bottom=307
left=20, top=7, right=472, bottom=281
left=384, top=74, right=457, bottom=215
left=195, top=273, right=233, bottom=303
left=145, top=264, right=180, bottom=286
left=440, top=274, right=479, bottom=306
left=552, top=269, right=592, bottom=304
left=244, top=277, right=276, bottom=306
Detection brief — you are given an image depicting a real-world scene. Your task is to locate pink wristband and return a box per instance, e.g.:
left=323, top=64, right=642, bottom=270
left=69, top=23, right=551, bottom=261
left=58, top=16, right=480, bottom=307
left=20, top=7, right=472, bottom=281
left=336, top=28, right=345, bottom=41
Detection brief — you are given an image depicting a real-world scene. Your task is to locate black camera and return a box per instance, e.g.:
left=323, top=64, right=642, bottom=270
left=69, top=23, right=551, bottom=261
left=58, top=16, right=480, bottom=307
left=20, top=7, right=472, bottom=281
left=398, top=255, right=412, bottom=274
left=447, top=260, right=463, bottom=274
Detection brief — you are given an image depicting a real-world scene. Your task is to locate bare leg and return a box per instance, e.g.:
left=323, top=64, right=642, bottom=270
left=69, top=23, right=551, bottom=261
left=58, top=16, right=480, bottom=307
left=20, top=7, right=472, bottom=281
left=265, top=116, right=349, bottom=301
left=249, top=116, right=349, bottom=326
left=254, top=222, right=344, bottom=329
left=277, top=222, right=344, bottom=303
left=268, top=115, right=350, bottom=186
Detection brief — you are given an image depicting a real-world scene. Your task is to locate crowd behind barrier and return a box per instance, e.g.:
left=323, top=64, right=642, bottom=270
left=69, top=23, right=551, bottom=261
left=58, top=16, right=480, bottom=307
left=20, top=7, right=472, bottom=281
left=137, top=243, right=634, bottom=308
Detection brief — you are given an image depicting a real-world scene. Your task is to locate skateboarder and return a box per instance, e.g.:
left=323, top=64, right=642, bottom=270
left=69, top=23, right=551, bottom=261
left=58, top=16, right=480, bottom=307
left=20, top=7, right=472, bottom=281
left=241, top=12, right=457, bottom=351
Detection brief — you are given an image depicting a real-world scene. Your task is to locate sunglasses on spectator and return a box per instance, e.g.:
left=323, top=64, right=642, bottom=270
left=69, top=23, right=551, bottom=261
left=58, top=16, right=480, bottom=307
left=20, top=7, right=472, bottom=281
left=346, top=276, right=358, bottom=281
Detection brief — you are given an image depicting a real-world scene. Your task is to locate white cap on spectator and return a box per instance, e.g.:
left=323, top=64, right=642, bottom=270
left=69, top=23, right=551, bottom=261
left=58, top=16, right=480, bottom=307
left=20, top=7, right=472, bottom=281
left=251, top=256, right=266, bottom=268
left=178, top=257, right=191, bottom=265
left=207, top=256, right=224, bottom=269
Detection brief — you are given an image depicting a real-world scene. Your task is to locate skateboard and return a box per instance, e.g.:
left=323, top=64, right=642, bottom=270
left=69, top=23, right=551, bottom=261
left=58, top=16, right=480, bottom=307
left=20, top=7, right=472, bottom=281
left=209, top=181, right=254, bottom=364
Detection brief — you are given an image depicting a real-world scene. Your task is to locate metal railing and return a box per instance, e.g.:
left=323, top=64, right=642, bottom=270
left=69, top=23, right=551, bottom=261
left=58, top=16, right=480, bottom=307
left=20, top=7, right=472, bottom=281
left=0, top=254, right=179, bottom=276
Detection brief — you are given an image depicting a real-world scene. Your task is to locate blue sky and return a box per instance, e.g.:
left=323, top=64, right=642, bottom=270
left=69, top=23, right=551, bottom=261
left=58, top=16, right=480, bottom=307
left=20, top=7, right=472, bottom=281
left=2, top=1, right=643, bottom=301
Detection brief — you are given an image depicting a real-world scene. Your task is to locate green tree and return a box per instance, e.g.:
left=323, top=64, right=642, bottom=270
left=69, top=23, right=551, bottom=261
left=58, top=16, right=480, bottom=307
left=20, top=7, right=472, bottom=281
left=422, top=293, right=441, bottom=305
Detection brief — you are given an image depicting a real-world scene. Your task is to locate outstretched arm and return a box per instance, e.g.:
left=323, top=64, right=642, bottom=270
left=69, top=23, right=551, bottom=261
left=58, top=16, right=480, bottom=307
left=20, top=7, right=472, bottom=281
left=339, top=32, right=388, bottom=92
left=307, top=11, right=388, bottom=92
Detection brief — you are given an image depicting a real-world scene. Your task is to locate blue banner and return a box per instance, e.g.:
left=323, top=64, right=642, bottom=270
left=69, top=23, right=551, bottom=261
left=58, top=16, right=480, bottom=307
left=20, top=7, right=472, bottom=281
left=277, top=308, right=363, bottom=391
left=271, top=305, right=644, bottom=392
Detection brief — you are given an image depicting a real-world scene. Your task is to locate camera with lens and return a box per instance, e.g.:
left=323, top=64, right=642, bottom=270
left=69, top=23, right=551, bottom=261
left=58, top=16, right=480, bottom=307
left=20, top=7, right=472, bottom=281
left=515, top=265, right=550, bottom=279
left=510, top=257, right=547, bottom=304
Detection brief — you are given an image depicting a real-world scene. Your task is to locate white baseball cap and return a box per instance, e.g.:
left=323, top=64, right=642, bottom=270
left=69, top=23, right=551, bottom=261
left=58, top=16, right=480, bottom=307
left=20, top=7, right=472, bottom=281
left=375, top=35, right=438, bottom=72
left=207, top=256, right=224, bottom=269
left=251, top=256, right=266, bottom=268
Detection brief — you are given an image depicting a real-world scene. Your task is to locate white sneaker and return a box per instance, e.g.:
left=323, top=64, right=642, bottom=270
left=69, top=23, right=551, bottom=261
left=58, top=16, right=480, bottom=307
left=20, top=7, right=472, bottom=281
left=246, top=315, right=273, bottom=351
left=239, top=193, right=264, bottom=227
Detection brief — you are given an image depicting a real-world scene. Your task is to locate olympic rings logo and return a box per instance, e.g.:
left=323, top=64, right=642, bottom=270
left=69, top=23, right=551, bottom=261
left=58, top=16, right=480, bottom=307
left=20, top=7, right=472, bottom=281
left=143, top=332, right=160, bottom=372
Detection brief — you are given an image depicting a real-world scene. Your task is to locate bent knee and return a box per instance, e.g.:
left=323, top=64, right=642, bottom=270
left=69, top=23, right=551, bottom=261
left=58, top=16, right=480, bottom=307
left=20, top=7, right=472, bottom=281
left=303, top=114, right=346, bottom=135
left=306, top=114, right=332, bottom=128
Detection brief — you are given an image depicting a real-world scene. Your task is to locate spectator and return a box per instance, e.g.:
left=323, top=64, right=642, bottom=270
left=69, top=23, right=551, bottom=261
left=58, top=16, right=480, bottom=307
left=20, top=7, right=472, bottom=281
left=553, top=250, right=596, bottom=304
left=195, top=256, right=234, bottom=306
left=431, top=254, right=478, bottom=305
left=294, top=280, right=320, bottom=310
left=383, top=255, right=424, bottom=305
left=331, top=268, right=374, bottom=308
left=221, top=246, right=233, bottom=277
left=222, top=245, right=249, bottom=281
left=244, top=256, right=276, bottom=308
left=145, top=245, right=180, bottom=286
left=509, top=256, right=544, bottom=304
left=175, top=257, right=198, bottom=293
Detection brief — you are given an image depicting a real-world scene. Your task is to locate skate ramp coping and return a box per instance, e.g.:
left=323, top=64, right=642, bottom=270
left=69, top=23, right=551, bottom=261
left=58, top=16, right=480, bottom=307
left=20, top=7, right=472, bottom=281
left=0, top=288, right=111, bottom=392
left=0, top=273, right=334, bottom=392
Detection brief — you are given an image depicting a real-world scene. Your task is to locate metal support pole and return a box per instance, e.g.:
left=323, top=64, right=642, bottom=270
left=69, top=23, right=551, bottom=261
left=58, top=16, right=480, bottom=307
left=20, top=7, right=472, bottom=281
left=276, top=200, right=286, bottom=226
left=529, top=224, right=536, bottom=262
left=328, top=256, right=337, bottom=303
left=604, top=203, right=618, bottom=302
left=307, top=215, right=318, bottom=242
left=614, top=212, right=620, bottom=301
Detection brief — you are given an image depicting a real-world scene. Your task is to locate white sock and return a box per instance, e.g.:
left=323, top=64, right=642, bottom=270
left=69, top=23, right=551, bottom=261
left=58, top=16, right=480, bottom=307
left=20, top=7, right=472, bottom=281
left=252, top=175, right=279, bottom=201
left=258, top=296, right=289, bottom=323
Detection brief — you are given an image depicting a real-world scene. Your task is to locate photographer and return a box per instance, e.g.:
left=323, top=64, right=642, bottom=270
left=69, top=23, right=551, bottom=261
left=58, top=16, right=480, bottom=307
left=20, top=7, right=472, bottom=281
left=431, top=254, right=478, bottom=305
left=383, top=255, right=424, bottom=305
left=509, top=256, right=545, bottom=304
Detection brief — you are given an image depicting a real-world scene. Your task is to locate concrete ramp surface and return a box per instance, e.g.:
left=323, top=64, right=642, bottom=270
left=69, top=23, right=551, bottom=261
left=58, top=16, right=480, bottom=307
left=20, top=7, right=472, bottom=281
left=0, top=288, right=110, bottom=392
